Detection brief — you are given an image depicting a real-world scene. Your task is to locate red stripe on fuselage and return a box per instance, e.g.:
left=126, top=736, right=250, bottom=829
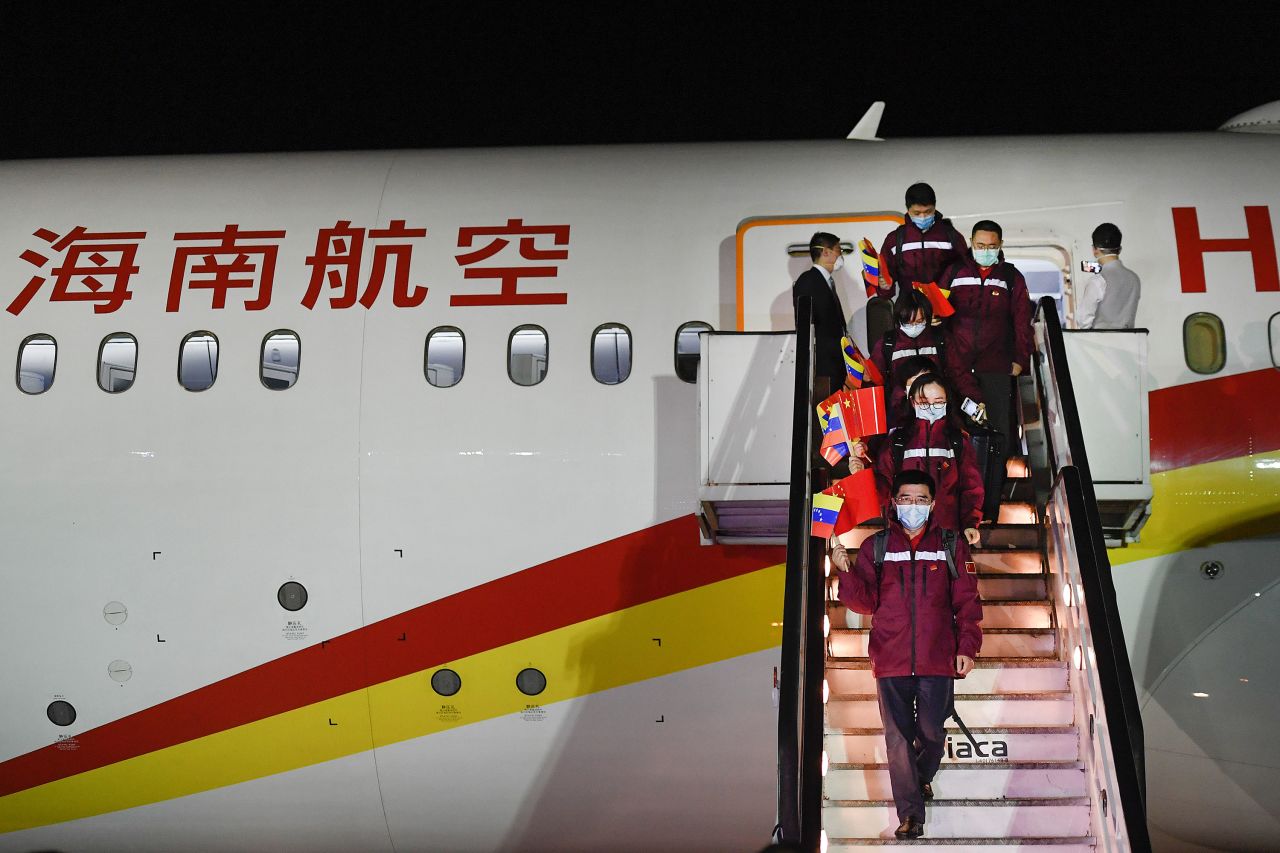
left=1149, top=368, right=1280, bottom=473
left=0, top=516, right=783, bottom=798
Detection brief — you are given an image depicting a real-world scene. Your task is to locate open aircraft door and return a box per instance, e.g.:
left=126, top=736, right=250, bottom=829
left=734, top=213, right=902, bottom=354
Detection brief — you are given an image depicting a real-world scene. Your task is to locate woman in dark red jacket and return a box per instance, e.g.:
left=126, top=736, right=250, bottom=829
left=875, top=373, right=984, bottom=545
left=871, top=289, right=949, bottom=427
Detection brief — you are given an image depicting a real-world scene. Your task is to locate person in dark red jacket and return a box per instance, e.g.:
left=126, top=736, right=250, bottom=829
left=871, top=289, right=949, bottom=426
left=833, top=468, right=983, bottom=839
left=875, top=373, right=984, bottom=545
left=876, top=182, right=968, bottom=301
left=939, top=220, right=1033, bottom=520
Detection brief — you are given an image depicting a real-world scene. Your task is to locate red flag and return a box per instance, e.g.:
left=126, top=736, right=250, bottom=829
left=842, top=385, right=888, bottom=438
left=912, top=281, right=955, bottom=318
left=824, top=469, right=881, bottom=536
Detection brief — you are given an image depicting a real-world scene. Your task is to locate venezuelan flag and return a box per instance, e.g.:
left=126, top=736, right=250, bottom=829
left=841, top=337, right=884, bottom=387
left=812, top=492, right=844, bottom=539
left=858, top=238, right=881, bottom=298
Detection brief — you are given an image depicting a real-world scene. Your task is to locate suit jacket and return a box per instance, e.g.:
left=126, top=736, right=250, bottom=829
left=792, top=266, right=847, bottom=383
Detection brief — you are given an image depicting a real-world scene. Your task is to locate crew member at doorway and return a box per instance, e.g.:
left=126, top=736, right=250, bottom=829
left=1076, top=222, right=1141, bottom=329
left=833, top=469, right=983, bottom=840
left=877, top=182, right=968, bottom=301
left=793, top=232, right=853, bottom=396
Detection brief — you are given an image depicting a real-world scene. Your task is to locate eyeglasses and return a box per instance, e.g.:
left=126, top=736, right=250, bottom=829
left=915, top=402, right=947, bottom=413
left=893, top=496, right=933, bottom=506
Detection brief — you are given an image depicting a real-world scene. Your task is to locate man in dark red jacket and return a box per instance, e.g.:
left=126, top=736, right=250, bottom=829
left=876, top=182, right=968, bottom=301
left=939, top=220, right=1033, bottom=520
left=834, top=469, right=983, bottom=840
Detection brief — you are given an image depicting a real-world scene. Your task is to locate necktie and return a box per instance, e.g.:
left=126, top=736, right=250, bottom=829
left=828, top=274, right=849, bottom=338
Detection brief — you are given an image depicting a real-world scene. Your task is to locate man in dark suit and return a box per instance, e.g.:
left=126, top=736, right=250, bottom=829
left=793, top=231, right=851, bottom=397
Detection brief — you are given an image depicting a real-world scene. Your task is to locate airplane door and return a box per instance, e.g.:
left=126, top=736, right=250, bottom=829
left=734, top=213, right=901, bottom=356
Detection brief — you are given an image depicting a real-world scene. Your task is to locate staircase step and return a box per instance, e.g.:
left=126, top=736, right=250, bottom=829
left=824, top=761, right=1086, bottom=800
left=825, top=661, right=1067, bottom=696
left=829, top=628, right=1055, bottom=659
left=828, top=574, right=1047, bottom=603
left=968, top=550, right=1044, bottom=575
left=825, top=726, right=1079, bottom=764
left=828, top=840, right=1094, bottom=851
left=829, top=600, right=1051, bottom=630
left=997, top=502, right=1038, bottom=525
left=826, top=693, right=1074, bottom=729
left=823, top=798, right=1091, bottom=839
left=1006, top=458, right=1029, bottom=478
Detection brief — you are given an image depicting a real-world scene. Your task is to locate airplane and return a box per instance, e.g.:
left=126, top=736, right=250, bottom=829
left=0, top=98, right=1278, bottom=852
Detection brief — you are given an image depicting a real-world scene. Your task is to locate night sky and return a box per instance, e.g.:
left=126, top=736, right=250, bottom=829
left=1, top=4, right=1278, bottom=160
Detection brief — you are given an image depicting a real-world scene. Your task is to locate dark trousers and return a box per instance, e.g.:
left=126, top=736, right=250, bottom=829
left=975, top=372, right=1013, bottom=521
left=876, top=675, right=954, bottom=822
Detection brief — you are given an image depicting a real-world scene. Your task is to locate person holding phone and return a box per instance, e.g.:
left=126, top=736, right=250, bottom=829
left=1076, top=222, right=1141, bottom=329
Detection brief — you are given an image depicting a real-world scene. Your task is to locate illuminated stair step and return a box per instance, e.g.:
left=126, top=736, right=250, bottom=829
left=829, top=629, right=1055, bottom=659
left=822, top=799, right=1090, bottom=840
left=826, top=693, right=1074, bottom=729
left=826, top=836, right=1094, bottom=851
left=827, top=574, right=1047, bottom=603
left=823, top=761, right=1086, bottom=801
left=825, top=662, right=1068, bottom=696
left=830, top=601, right=1051, bottom=630
left=824, top=726, right=1080, bottom=764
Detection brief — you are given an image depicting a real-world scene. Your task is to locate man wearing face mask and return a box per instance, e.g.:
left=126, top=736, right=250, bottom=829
left=833, top=469, right=983, bottom=840
left=793, top=231, right=854, bottom=397
left=1076, top=222, right=1140, bottom=329
left=939, top=220, right=1032, bottom=521
left=876, top=182, right=968, bottom=302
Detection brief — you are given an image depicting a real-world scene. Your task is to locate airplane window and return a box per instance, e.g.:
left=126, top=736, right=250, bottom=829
left=261, top=330, right=301, bottom=390
left=1182, top=313, right=1226, bottom=375
left=178, top=332, right=220, bottom=391
left=1270, top=313, right=1280, bottom=369
left=98, top=333, right=138, bottom=394
left=431, top=669, right=462, bottom=697
left=674, top=321, right=713, bottom=383
left=425, top=326, right=465, bottom=387
left=591, top=323, right=632, bottom=385
left=46, top=700, right=76, bottom=727
left=516, top=667, right=547, bottom=696
left=17, top=334, right=57, bottom=394
left=508, top=325, right=548, bottom=386
left=277, top=582, right=308, bottom=612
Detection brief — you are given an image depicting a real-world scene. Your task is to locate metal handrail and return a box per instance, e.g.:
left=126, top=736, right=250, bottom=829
left=775, top=296, right=824, bottom=850
left=1033, top=297, right=1151, bottom=851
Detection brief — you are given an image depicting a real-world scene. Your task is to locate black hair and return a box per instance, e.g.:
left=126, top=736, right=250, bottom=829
left=1092, top=222, right=1122, bottom=253
left=905, top=182, right=936, bottom=209
left=894, top=354, right=936, bottom=387
left=972, top=219, right=1003, bottom=240
left=892, top=467, right=936, bottom=499
left=893, top=288, right=933, bottom=326
left=808, top=231, right=840, bottom=262
left=902, top=371, right=967, bottom=434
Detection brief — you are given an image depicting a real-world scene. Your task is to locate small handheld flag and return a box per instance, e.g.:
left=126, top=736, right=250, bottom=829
left=858, top=238, right=881, bottom=298
left=811, top=492, right=844, bottom=539
left=818, top=398, right=851, bottom=465
left=843, top=385, right=889, bottom=438
left=824, top=469, right=881, bottom=536
left=913, top=281, right=955, bottom=318
left=841, top=337, right=884, bottom=387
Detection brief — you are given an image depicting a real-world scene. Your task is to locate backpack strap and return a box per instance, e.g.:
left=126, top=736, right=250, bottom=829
left=872, top=528, right=890, bottom=607
left=891, top=428, right=908, bottom=469
left=882, top=330, right=896, bottom=367
left=940, top=528, right=959, bottom=580
left=895, top=227, right=906, bottom=291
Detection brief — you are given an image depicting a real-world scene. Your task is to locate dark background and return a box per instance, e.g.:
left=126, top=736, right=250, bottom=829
left=2, top=3, right=1278, bottom=160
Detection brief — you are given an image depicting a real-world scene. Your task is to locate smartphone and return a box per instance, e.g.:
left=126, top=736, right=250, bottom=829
left=1080, top=260, right=1101, bottom=274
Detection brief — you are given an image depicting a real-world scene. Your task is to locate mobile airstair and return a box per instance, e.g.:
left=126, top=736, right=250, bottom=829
left=761, top=297, right=1151, bottom=852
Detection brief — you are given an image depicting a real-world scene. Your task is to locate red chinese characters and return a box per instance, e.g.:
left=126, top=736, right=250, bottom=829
left=168, top=224, right=286, bottom=312
left=7, top=227, right=146, bottom=316
left=452, top=218, right=570, bottom=306
left=302, top=220, right=428, bottom=309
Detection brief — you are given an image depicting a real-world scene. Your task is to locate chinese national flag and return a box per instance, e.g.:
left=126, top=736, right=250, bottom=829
left=913, top=281, right=955, bottom=318
left=842, top=385, right=888, bottom=438
left=824, top=469, right=881, bottom=536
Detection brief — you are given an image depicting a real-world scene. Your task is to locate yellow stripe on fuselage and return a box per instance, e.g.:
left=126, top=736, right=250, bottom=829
left=0, top=563, right=785, bottom=833
left=1112, top=450, right=1280, bottom=566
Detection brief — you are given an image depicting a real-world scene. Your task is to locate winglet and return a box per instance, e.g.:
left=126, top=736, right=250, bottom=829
left=847, top=101, right=885, bottom=141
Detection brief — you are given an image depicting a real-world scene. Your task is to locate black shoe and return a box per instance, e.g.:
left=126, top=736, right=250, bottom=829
left=921, top=781, right=934, bottom=801
left=895, top=817, right=925, bottom=839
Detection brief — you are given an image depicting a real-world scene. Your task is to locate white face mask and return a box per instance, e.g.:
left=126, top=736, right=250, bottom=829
left=833, top=254, right=845, bottom=272
left=896, top=502, right=932, bottom=529
left=915, top=402, right=947, bottom=423
left=901, top=322, right=926, bottom=338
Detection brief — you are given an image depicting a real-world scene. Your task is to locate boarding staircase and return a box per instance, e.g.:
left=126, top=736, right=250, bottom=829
left=769, top=297, right=1150, bottom=852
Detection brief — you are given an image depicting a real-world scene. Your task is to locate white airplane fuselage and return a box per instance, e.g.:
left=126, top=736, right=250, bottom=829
left=0, top=133, right=1278, bottom=852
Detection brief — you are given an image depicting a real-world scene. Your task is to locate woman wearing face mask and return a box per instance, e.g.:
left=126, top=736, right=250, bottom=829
left=871, top=290, right=950, bottom=427
left=874, top=373, right=984, bottom=546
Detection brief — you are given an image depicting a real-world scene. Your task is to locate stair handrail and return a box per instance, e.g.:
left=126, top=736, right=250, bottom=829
left=775, top=296, right=825, bottom=850
left=1032, top=297, right=1152, bottom=851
